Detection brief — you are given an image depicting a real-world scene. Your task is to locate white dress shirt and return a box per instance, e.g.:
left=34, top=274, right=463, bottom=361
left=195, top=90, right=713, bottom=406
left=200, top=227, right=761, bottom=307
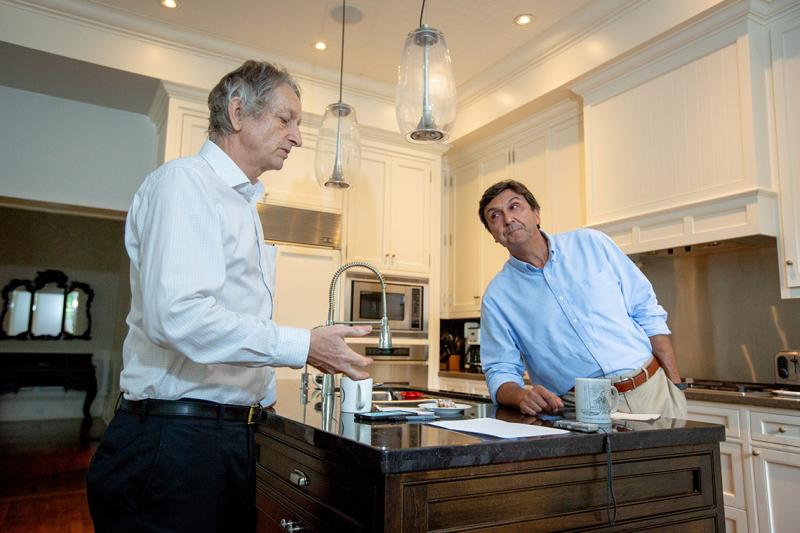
left=120, top=140, right=310, bottom=407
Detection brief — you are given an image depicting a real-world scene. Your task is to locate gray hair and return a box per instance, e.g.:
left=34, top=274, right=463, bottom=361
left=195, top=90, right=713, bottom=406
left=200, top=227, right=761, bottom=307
left=207, top=60, right=300, bottom=139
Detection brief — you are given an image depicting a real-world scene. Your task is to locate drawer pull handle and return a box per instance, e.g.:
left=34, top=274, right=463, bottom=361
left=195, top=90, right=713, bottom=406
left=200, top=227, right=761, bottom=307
left=280, top=518, right=307, bottom=532
left=787, top=259, right=795, bottom=266
left=778, top=426, right=787, bottom=433
left=752, top=450, right=761, bottom=456
left=289, top=469, right=310, bottom=487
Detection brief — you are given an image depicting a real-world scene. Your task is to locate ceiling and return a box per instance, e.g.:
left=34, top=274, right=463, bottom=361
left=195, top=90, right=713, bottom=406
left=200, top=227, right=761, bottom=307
left=85, top=0, right=594, bottom=91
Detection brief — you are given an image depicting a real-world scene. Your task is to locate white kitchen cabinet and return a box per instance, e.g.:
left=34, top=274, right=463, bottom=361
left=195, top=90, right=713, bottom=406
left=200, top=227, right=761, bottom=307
left=153, top=82, right=343, bottom=212
left=688, top=399, right=800, bottom=533
left=442, top=100, right=582, bottom=318
left=345, top=151, right=432, bottom=276
left=271, top=244, right=341, bottom=380
left=437, top=377, right=469, bottom=394
left=570, top=7, right=781, bottom=257
left=752, top=445, right=800, bottom=533
left=771, top=11, right=800, bottom=298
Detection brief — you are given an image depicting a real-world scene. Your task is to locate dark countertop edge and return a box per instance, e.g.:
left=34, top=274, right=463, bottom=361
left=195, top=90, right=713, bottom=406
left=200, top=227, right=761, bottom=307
left=685, top=389, right=800, bottom=410
left=259, top=414, right=725, bottom=475
left=439, top=372, right=800, bottom=411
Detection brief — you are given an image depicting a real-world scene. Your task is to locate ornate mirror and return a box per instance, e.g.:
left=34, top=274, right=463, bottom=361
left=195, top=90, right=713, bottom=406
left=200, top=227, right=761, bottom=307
left=63, top=282, right=94, bottom=339
left=0, top=280, right=34, bottom=339
left=0, top=270, right=93, bottom=340
left=30, top=270, right=68, bottom=339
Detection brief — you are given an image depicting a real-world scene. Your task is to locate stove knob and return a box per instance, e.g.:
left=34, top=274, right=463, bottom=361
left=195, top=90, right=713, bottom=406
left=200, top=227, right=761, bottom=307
left=777, top=356, right=790, bottom=379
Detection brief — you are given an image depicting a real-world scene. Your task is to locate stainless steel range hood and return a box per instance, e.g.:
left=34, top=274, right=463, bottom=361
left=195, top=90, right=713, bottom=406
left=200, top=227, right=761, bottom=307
left=256, top=203, right=341, bottom=249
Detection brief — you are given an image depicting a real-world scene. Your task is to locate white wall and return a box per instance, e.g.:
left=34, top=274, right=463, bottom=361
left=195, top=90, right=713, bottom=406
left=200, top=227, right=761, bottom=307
left=0, top=85, right=157, bottom=211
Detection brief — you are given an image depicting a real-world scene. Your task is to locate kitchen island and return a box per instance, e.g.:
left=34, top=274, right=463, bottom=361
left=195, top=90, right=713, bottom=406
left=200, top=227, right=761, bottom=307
left=256, top=380, right=725, bottom=532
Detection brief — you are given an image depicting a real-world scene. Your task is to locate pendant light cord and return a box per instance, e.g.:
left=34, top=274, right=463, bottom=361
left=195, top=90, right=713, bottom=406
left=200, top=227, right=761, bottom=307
left=338, top=0, right=346, bottom=104
left=419, top=0, right=426, bottom=27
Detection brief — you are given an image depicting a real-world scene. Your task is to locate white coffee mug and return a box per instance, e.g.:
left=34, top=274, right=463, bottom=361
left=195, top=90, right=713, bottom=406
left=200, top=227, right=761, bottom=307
left=340, top=377, right=373, bottom=413
left=575, top=378, right=619, bottom=424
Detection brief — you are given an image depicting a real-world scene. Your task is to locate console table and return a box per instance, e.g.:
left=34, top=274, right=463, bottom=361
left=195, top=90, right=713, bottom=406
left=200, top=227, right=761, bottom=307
left=0, top=352, right=98, bottom=428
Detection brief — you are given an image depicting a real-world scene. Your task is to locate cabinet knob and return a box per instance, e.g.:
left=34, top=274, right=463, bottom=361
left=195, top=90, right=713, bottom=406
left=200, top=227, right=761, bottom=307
left=280, top=519, right=307, bottom=532
left=752, top=450, right=761, bottom=456
left=289, top=468, right=310, bottom=487
left=778, top=426, right=787, bottom=433
left=787, top=260, right=795, bottom=266
left=391, top=254, right=396, bottom=259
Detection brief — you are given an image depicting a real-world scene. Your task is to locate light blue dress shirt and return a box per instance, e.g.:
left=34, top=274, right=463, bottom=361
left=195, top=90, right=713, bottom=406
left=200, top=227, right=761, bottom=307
left=480, top=228, right=670, bottom=401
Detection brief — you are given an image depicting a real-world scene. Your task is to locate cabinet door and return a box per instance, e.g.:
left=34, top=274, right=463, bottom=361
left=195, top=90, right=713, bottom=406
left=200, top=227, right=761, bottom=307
left=345, top=152, right=389, bottom=268
left=752, top=445, right=800, bottom=533
left=450, top=161, right=482, bottom=315
left=438, top=377, right=469, bottom=393
left=272, top=244, right=341, bottom=380
left=479, top=149, right=511, bottom=293
left=724, top=505, right=749, bottom=533
left=772, top=15, right=800, bottom=293
left=173, top=107, right=209, bottom=160
left=260, top=142, right=343, bottom=212
left=387, top=157, right=430, bottom=274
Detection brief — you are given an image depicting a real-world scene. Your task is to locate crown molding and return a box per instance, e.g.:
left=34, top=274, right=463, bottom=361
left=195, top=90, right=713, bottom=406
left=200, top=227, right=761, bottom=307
left=456, top=0, right=636, bottom=109
left=3, top=0, right=395, bottom=105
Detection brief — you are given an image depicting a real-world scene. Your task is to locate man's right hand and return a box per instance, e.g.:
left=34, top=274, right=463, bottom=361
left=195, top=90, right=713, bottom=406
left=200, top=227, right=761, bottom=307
left=498, top=382, right=564, bottom=415
left=307, top=325, right=373, bottom=380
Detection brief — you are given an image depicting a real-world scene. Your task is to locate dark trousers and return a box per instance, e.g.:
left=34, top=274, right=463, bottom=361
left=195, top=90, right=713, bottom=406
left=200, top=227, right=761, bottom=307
left=86, top=408, right=256, bottom=533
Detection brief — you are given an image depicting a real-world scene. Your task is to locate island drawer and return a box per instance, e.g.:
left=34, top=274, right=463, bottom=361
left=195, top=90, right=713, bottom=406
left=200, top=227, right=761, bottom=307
left=393, top=446, right=721, bottom=532
left=255, top=431, right=375, bottom=530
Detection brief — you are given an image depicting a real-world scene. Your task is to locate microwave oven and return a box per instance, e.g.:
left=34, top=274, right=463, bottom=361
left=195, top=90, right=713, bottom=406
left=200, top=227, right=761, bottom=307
left=346, top=276, right=427, bottom=337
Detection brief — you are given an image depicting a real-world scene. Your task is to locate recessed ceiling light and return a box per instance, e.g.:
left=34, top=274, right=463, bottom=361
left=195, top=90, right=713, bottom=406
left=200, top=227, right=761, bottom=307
left=314, top=41, right=327, bottom=51
left=513, top=14, right=535, bottom=26
left=160, top=0, right=178, bottom=9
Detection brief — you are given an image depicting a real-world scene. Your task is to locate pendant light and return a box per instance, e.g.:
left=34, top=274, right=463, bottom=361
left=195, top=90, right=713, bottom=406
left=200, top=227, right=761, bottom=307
left=315, top=0, right=360, bottom=190
left=396, top=0, right=456, bottom=143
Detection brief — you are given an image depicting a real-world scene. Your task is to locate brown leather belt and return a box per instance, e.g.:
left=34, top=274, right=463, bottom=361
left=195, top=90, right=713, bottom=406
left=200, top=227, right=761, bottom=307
left=613, top=358, right=660, bottom=393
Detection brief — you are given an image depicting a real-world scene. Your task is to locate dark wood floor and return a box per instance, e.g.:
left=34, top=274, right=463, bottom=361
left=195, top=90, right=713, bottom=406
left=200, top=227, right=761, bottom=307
left=0, top=417, right=105, bottom=533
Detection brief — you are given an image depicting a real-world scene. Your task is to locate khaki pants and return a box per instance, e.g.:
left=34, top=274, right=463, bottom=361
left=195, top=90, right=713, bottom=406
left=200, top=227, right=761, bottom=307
left=562, top=367, right=687, bottom=419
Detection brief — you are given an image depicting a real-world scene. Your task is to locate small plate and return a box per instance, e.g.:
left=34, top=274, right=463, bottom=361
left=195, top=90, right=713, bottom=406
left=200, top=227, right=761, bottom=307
left=418, top=402, right=470, bottom=414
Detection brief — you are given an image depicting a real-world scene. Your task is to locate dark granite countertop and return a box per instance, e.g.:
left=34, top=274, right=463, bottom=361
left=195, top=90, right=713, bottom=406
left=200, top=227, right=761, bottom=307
left=684, top=388, right=800, bottom=410
left=259, top=380, right=724, bottom=475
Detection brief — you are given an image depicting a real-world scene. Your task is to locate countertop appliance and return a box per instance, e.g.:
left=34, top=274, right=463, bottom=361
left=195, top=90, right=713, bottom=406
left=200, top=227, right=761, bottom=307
left=345, top=274, right=427, bottom=338
left=464, top=323, right=481, bottom=373
left=775, top=351, right=800, bottom=385
left=349, top=343, right=428, bottom=388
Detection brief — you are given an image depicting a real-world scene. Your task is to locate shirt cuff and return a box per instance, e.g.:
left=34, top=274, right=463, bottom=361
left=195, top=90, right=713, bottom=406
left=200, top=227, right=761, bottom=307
left=487, top=372, right=525, bottom=404
left=276, top=326, right=310, bottom=368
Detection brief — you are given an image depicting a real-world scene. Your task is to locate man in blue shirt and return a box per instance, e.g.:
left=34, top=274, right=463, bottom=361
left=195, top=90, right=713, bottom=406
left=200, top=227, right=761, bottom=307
left=479, top=180, right=687, bottom=418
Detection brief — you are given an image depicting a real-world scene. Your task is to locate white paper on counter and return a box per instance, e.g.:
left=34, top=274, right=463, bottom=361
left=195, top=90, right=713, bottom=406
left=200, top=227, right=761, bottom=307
left=428, top=417, right=569, bottom=438
left=611, top=412, right=660, bottom=421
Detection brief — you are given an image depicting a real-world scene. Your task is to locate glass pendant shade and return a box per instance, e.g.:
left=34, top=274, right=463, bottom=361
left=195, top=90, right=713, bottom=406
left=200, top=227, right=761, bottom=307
left=396, top=24, right=456, bottom=143
left=315, top=102, right=360, bottom=189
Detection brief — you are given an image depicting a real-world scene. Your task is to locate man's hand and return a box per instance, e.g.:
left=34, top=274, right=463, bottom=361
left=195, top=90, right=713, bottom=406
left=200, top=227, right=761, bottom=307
left=307, top=325, right=373, bottom=380
left=497, top=382, right=563, bottom=415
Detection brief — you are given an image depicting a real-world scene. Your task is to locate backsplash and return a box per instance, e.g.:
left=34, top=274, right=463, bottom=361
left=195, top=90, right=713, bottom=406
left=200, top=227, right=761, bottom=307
left=638, top=238, right=800, bottom=384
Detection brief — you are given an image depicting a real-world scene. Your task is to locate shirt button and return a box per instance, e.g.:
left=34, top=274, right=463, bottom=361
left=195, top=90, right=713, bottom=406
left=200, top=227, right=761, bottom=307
left=558, top=296, right=564, bottom=301
left=572, top=318, right=577, bottom=323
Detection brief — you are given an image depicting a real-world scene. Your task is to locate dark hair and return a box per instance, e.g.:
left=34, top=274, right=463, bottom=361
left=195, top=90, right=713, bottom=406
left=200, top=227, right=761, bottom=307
left=478, top=179, right=540, bottom=231
left=207, top=60, right=300, bottom=140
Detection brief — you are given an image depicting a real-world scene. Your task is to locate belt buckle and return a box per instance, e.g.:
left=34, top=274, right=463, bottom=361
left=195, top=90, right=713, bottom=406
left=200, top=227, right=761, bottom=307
left=247, top=404, right=263, bottom=425
left=617, top=375, right=636, bottom=390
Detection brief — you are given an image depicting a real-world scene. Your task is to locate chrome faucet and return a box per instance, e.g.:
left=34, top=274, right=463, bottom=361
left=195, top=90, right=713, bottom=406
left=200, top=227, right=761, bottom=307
left=302, top=262, right=392, bottom=403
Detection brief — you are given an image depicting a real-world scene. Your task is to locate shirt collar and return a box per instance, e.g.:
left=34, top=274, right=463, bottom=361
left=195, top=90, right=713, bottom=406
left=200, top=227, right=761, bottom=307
left=199, top=140, right=264, bottom=202
left=507, top=229, right=558, bottom=273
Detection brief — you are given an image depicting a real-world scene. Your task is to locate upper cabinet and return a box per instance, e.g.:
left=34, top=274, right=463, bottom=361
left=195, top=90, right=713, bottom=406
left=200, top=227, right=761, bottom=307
left=570, top=5, right=780, bottom=255
left=570, top=0, right=800, bottom=298
left=345, top=149, right=433, bottom=276
left=771, top=11, right=800, bottom=297
left=442, top=101, right=583, bottom=318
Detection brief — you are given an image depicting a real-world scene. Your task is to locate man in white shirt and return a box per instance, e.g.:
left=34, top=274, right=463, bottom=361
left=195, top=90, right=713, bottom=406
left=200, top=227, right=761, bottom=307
left=86, top=60, right=372, bottom=533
